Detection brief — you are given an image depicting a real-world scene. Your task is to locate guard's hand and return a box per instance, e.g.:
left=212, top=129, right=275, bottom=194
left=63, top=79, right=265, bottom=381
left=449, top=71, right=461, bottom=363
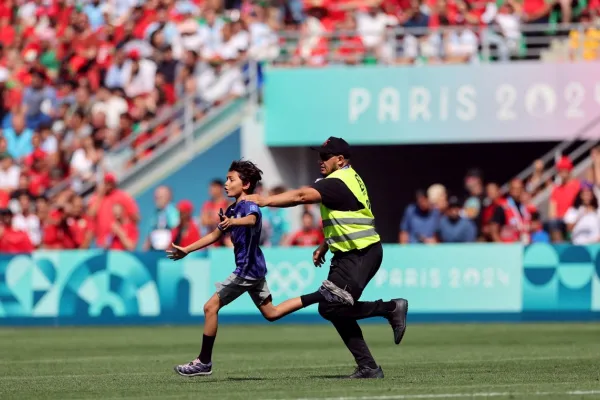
left=243, top=194, right=267, bottom=207
left=313, top=245, right=327, bottom=267
left=218, top=208, right=225, bottom=222
left=166, top=243, right=188, bottom=261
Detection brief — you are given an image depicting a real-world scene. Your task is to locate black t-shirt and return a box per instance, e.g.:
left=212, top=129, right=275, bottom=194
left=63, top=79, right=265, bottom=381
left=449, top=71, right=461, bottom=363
left=491, top=200, right=524, bottom=226
left=311, top=178, right=363, bottom=212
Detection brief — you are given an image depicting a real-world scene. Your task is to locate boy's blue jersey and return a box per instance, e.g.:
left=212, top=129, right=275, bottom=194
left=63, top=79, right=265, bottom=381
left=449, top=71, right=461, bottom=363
left=219, top=200, right=267, bottom=279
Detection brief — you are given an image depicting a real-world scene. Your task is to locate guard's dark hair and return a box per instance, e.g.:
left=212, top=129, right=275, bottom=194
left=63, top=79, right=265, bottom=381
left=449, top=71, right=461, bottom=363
left=229, top=160, right=263, bottom=194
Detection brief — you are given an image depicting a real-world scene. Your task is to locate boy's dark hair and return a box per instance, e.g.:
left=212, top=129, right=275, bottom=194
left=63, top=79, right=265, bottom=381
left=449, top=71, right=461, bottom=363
left=229, top=160, right=263, bottom=194
left=210, top=179, right=224, bottom=187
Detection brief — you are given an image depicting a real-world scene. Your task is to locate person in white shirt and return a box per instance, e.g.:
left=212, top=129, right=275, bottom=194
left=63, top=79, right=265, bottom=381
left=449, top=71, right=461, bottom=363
left=564, top=186, right=600, bottom=245
left=122, top=51, right=157, bottom=98
left=481, top=0, right=523, bottom=62
left=444, top=23, right=479, bottom=64
left=177, top=10, right=202, bottom=52
left=197, top=55, right=246, bottom=104
left=356, top=4, right=398, bottom=63
left=70, top=136, right=101, bottom=192
left=39, top=124, right=58, bottom=155
left=246, top=6, right=279, bottom=62
left=91, top=86, right=128, bottom=129
left=231, top=19, right=251, bottom=54
left=12, top=192, right=41, bottom=247
left=0, top=153, right=20, bottom=193
left=199, top=8, right=225, bottom=59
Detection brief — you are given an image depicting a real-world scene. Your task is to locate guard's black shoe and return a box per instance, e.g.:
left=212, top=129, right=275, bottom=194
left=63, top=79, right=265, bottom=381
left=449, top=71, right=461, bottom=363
left=387, top=298, right=408, bottom=345
left=347, top=365, right=384, bottom=379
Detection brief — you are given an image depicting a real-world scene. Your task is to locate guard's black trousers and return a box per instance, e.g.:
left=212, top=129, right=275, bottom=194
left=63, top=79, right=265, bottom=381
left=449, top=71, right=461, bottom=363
left=317, top=242, right=389, bottom=368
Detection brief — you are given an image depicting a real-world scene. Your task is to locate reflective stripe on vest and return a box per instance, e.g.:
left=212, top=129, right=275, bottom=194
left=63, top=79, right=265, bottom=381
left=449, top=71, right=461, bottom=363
left=321, top=217, right=375, bottom=228
left=325, top=228, right=379, bottom=246
left=319, top=166, right=380, bottom=252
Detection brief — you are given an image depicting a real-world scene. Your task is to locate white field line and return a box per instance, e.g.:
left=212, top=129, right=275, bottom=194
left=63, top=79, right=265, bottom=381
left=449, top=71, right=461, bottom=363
left=270, top=391, right=600, bottom=400
left=0, top=353, right=596, bottom=366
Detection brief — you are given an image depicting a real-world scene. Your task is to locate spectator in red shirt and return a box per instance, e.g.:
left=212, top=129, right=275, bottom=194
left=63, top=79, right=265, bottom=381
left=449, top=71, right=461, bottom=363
left=288, top=211, right=324, bottom=247
left=0, top=208, right=34, bottom=253
left=68, top=195, right=93, bottom=249
left=42, top=208, right=79, bottom=249
left=481, top=183, right=503, bottom=238
left=105, top=203, right=139, bottom=251
left=171, top=200, right=201, bottom=248
left=27, top=149, right=51, bottom=196
left=0, top=15, right=15, bottom=46
left=548, top=156, right=580, bottom=241
left=0, top=189, right=8, bottom=207
left=489, top=178, right=530, bottom=243
left=336, top=14, right=366, bottom=65
left=88, top=173, right=140, bottom=248
left=200, top=178, right=228, bottom=237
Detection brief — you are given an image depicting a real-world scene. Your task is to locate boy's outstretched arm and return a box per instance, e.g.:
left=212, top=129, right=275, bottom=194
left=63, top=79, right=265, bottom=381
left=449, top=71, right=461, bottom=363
left=245, top=187, right=322, bottom=208
left=167, top=228, right=223, bottom=260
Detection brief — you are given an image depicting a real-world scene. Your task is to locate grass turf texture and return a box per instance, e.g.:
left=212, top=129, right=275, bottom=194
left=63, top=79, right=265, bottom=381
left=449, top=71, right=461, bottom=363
left=1, top=323, right=599, bottom=400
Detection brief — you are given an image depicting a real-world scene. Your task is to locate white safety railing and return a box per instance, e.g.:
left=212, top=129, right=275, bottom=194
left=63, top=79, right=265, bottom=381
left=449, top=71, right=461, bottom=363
left=273, top=22, right=600, bottom=65
left=47, top=58, right=261, bottom=198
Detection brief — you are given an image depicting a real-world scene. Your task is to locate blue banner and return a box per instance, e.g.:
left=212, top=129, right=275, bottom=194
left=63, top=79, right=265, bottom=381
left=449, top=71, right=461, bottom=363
left=264, top=63, right=600, bottom=145
left=0, top=244, right=598, bottom=325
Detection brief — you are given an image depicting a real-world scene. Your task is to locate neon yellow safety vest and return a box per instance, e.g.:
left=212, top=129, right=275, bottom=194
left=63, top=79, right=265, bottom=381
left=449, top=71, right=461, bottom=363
left=319, top=166, right=380, bottom=252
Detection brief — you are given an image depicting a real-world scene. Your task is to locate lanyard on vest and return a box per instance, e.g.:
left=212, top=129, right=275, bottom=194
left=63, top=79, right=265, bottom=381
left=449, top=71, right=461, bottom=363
left=506, top=197, right=529, bottom=231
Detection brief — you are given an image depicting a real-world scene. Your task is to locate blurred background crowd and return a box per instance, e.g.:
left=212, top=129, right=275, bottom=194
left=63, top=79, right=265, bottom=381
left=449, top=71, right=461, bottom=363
left=398, top=149, right=600, bottom=245
left=0, top=0, right=598, bottom=252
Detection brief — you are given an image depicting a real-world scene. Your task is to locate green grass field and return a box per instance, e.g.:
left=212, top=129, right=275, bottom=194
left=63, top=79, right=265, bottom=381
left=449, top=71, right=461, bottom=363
left=1, top=323, right=600, bottom=400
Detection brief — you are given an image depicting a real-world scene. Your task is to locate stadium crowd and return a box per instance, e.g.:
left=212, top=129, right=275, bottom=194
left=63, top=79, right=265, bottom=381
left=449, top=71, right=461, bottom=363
left=0, top=171, right=325, bottom=252
left=399, top=149, right=600, bottom=245
left=0, top=0, right=598, bottom=252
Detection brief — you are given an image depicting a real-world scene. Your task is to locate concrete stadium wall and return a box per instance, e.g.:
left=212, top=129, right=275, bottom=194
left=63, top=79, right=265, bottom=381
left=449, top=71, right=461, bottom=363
left=1, top=244, right=599, bottom=326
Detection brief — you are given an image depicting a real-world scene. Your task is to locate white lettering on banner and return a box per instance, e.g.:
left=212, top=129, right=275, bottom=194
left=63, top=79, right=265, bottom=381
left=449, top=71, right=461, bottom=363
left=565, top=82, right=585, bottom=119
left=409, top=87, right=432, bottom=121
left=440, top=86, right=449, bottom=121
left=379, top=87, right=400, bottom=122
left=496, top=84, right=517, bottom=121
left=524, top=84, right=557, bottom=118
left=374, top=267, right=510, bottom=289
left=347, top=80, right=600, bottom=125
left=349, top=88, right=371, bottom=123
left=456, top=85, right=476, bottom=121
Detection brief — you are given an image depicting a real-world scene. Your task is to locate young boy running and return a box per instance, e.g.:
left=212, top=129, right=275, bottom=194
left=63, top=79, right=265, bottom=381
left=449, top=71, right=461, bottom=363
left=166, top=160, right=307, bottom=377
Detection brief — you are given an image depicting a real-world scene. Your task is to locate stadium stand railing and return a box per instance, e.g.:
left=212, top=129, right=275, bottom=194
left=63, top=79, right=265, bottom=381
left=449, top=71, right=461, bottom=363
left=498, top=114, right=600, bottom=219
left=272, top=22, right=600, bottom=65
left=46, top=59, right=261, bottom=199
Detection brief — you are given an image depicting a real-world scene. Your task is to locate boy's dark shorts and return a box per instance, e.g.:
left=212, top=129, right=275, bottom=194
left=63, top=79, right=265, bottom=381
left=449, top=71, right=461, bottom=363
left=215, top=273, right=271, bottom=306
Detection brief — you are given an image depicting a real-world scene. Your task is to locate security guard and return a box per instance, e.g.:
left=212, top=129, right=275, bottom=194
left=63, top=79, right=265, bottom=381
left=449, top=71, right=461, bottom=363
left=247, top=137, right=408, bottom=379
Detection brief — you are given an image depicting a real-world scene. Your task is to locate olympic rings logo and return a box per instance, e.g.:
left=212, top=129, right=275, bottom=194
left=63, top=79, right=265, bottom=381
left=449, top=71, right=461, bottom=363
left=266, top=261, right=316, bottom=298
